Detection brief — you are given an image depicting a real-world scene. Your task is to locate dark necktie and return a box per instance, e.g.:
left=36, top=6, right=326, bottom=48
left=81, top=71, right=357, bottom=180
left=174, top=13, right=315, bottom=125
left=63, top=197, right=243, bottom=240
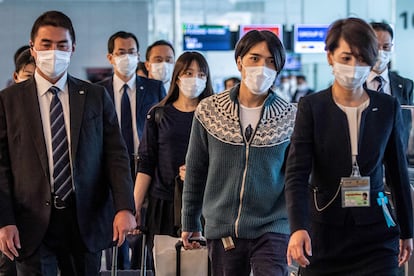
left=121, top=84, right=134, bottom=156
left=49, top=86, right=72, bottom=203
left=374, top=75, right=385, bottom=93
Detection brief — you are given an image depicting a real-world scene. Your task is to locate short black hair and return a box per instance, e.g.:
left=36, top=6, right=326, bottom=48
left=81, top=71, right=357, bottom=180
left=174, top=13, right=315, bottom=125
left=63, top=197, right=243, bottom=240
left=370, top=22, right=394, bottom=40
left=15, top=48, right=35, bottom=73
left=14, top=45, right=30, bottom=65
left=107, top=31, right=139, bottom=53
left=325, top=17, right=378, bottom=67
left=31, top=11, right=76, bottom=44
left=145, top=40, right=175, bottom=61
left=234, top=30, right=285, bottom=73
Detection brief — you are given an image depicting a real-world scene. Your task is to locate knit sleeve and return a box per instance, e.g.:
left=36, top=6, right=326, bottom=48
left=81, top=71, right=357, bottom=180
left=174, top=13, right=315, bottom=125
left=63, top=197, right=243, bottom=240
left=182, top=113, right=209, bottom=232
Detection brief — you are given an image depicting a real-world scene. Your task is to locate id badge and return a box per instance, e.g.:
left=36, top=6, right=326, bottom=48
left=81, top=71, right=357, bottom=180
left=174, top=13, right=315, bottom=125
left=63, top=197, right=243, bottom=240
left=341, top=176, right=370, bottom=207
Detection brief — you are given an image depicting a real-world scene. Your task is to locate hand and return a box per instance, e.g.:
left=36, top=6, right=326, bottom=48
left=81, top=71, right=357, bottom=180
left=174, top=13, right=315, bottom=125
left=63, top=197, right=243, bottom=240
left=0, top=225, right=20, bottom=260
left=179, top=165, right=186, bottom=182
left=181, top=231, right=203, bottom=249
left=287, top=230, right=312, bottom=268
left=398, top=238, right=413, bottom=267
left=113, top=210, right=137, bottom=247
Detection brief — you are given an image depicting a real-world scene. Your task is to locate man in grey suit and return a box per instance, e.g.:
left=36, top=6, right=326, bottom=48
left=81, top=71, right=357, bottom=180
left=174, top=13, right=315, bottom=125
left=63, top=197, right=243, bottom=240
left=0, top=10, right=136, bottom=276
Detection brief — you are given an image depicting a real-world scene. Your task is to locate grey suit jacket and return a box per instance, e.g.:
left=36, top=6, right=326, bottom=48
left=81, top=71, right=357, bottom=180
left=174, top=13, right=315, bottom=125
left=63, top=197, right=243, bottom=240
left=0, top=75, right=135, bottom=258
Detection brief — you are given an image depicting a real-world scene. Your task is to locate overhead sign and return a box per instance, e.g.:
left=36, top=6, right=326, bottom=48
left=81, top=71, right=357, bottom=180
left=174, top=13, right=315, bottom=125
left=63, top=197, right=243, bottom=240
left=183, top=24, right=232, bottom=51
left=294, top=24, right=329, bottom=53
left=239, top=24, right=283, bottom=41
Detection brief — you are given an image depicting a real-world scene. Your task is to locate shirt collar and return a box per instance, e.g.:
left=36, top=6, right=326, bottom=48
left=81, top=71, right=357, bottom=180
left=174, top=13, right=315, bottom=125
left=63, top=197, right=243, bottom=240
left=34, top=71, right=68, bottom=96
left=367, top=68, right=389, bottom=84
left=113, top=73, right=136, bottom=93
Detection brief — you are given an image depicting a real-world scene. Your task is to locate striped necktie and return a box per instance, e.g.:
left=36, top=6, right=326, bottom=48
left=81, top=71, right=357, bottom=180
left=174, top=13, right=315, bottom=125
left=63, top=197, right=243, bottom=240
left=49, top=86, right=72, bottom=205
left=374, top=75, right=385, bottom=93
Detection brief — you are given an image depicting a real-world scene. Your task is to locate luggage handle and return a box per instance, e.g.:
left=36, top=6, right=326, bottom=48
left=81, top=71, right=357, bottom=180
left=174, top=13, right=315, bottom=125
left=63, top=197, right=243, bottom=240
left=175, top=238, right=209, bottom=276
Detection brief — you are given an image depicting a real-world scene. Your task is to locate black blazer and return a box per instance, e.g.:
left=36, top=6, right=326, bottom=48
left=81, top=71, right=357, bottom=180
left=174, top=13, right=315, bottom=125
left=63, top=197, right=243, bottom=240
left=0, top=75, right=135, bottom=258
left=285, top=87, right=413, bottom=239
left=97, top=75, right=166, bottom=140
left=389, top=71, right=414, bottom=105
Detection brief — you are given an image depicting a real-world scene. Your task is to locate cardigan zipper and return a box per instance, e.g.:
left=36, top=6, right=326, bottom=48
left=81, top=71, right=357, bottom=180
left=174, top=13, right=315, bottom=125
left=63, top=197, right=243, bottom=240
left=235, top=136, right=252, bottom=237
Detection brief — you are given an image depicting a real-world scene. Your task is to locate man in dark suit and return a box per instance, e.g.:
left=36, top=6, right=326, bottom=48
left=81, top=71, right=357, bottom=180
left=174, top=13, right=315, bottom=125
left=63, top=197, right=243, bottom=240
left=97, top=31, right=165, bottom=270
left=366, top=22, right=414, bottom=147
left=0, top=11, right=136, bottom=276
left=291, top=74, right=314, bottom=103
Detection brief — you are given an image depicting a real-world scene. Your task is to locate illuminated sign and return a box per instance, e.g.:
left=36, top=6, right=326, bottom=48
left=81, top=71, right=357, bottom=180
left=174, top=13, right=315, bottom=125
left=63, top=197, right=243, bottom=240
left=294, top=24, right=329, bottom=53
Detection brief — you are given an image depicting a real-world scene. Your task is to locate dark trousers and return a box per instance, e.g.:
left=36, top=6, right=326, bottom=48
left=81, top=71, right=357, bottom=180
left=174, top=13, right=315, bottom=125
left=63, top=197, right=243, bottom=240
left=0, top=252, right=16, bottom=276
left=15, top=201, right=101, bottom=276
left=207, top=232, right=289, bottom=276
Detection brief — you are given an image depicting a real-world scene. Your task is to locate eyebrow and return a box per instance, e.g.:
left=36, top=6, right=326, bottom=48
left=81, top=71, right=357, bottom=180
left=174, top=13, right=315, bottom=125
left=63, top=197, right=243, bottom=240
left=247, top=52, right=274, bottom=59
left=40, top=38, right=69, bottom=44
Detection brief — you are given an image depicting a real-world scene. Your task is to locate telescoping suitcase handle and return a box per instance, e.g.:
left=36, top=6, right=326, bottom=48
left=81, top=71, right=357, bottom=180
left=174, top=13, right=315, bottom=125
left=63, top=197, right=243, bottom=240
left=111, top=226, right=149, bottom=276
left=175, top=239, right=210, bottom=276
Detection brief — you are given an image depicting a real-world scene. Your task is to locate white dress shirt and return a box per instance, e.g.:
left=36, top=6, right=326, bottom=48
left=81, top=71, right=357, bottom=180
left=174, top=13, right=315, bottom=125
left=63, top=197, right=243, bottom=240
left=366, top=68, right=391, bottom=95
left=112, top=74, right=139, bottom=154
left=35, top=71, right=72, bottom=190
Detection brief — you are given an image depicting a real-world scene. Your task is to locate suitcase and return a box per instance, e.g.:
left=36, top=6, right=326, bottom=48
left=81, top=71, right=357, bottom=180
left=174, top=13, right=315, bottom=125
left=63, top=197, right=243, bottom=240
left=175, top=239, right=211, bottom=276
left=100, top=228, right=153, bottom=276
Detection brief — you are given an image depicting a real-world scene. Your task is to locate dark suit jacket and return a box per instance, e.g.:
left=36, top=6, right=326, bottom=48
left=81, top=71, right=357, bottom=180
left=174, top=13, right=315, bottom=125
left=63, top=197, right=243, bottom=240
left=285, top=87, right=413, bottom=239
left=389, top=71, right=414, bottom=162
left=97, top=75, right=166, bottom=140
left=389, top=71, right=414, bottom=105
left=0, top=75, right=135, bottom=258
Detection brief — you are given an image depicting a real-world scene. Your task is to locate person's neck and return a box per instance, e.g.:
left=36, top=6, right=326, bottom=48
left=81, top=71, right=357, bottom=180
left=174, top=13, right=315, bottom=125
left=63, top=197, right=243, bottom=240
left=115, top=71, right=134, bottom=83
left=238, top=83, right=266, bottom=107
left=173, top=95, right=199, bottom=112
left=372, top=68, right=386, bottom=75
left=37, top=69, right=64, bottom=84
left=331, top=82, right=368, bottom=107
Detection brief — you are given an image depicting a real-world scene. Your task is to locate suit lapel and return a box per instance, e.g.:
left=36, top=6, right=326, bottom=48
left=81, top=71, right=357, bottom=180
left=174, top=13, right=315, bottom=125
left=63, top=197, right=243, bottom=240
left=106, top=77, right=115, bottom=102
left=135, top=75, right=145, bottom=118
left=21, top=79, right=50, bottom=180
left=68, top=75, right=86, bottom=164
left=389, top=72, right=403, bottom=100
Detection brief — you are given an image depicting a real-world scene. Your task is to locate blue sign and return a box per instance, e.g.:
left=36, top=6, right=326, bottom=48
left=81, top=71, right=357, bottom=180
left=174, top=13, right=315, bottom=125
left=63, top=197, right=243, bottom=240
left=183, top=24, right=232, bottom=51
left=294, top=24, right=329, bottom=53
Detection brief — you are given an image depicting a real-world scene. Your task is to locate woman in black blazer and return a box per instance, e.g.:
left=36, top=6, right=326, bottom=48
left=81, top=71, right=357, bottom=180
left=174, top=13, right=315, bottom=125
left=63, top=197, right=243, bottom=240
left=285, top=18, right=413, bottom=275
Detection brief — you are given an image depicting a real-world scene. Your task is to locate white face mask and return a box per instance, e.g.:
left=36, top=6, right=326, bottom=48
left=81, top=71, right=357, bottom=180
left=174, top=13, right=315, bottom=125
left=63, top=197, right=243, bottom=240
left=178, top=77, right=206, bottom=99
left=243, top=65, right=277, bottom=95
left=114, top=54, right=138, bottom=77
left=332, top=62, right=371, bottom=90
left=34, top=49, right=71, bottom=79
left=150, top=62, right=174, bottom=83
left=373, top=50, right=391, bottom=73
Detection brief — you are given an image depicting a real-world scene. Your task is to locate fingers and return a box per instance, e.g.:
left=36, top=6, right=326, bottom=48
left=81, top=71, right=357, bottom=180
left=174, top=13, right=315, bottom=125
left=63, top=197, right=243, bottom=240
left=398, top=248, right=411, bottom=267
left=0, top=226, right=20, bottom=260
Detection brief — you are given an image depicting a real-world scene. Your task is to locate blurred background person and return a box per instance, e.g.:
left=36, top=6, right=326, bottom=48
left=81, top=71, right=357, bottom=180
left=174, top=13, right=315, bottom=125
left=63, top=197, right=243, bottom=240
left=137, top=61, right=148, bottom=78
left=13, top=48, right=36, bottom=83
left=5, top=45, right=31, bottom=87
left=134, top=51, right=213, bottom=270
left=145, top=40, right=175, bottom=92
left=285, top=17, right=413, bottom=275
left=292, top=74, right=314, bottom=103
left=223, top=76, right=240, bottom=90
